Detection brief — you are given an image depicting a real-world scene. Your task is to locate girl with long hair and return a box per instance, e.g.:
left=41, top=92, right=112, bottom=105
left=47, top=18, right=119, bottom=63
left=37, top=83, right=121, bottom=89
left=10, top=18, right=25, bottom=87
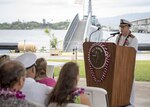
left=48, top=62, right=91, bottom=107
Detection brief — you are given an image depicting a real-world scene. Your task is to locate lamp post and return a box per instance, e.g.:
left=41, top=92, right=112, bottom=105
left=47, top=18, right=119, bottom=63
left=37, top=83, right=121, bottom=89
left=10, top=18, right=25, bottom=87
left=73, top=47, right=77, bottom=62
left=24, top=40, right=26, bottom=53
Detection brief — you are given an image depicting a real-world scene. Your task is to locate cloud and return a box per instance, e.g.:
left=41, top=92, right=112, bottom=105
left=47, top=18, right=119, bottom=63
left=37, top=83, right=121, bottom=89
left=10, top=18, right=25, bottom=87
left=0, top=0, right=14, bottom=4
left=93, top=0, right=150, bottom=8
left=0, top=0, right=74, bottom=7
left=0, top=0, right=81, bottom=22
left=90, top=0, right=150, bottom=18
left=17, top=0, right=74, bottom=7
left=0, top=0, right=150, bottom=22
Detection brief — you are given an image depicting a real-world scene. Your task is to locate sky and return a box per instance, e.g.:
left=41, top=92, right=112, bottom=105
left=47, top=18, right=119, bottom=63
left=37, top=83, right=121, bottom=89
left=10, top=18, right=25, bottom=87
left=0, top=0, right=150, bottom=23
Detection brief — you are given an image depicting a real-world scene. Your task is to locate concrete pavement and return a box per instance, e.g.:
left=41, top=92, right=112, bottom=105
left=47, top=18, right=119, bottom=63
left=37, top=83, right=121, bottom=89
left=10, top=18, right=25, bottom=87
left=78, top=78, right=150, bottom=107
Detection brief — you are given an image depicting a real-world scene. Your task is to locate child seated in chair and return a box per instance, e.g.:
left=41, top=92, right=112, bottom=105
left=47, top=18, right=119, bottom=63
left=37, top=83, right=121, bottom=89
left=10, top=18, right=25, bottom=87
left=35, top=58, right=56, bottom=87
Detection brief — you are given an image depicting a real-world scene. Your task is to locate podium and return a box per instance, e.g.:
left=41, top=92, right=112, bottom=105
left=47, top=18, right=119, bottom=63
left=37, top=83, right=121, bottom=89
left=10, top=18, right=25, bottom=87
left=83, top=42, right=136, bottom=107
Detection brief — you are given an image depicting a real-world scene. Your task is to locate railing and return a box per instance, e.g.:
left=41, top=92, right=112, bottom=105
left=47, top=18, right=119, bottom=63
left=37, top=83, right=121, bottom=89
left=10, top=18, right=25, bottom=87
left=0, top=43, right=18, bottom=50
left=83, top=12, right=92, bottom=41
left=63, top=14, right=80, bottom=52
left=138, top=43, right=150, bottom=51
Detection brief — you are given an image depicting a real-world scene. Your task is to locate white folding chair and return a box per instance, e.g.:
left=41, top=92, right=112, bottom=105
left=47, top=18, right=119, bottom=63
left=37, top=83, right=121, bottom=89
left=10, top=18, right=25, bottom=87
left=46, top=61, right=65, bottom=78
left=48, top=103, right=89, bottom=107
left=67, top=103, right=89, bottom=107
left=84, top=86, right=109, bottom=107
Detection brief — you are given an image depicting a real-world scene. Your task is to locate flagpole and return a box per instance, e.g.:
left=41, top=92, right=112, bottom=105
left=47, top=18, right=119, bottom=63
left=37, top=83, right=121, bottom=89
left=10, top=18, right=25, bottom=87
left=83, top=0, right=85, bottom=18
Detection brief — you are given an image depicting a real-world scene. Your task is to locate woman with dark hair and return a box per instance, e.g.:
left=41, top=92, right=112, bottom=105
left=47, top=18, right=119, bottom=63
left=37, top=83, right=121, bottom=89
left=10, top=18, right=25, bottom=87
left=35, top=58, right=56, bottom=87
left=0, top=61, right=36, bottom=107
left=48, top=62, right=91, bottom=107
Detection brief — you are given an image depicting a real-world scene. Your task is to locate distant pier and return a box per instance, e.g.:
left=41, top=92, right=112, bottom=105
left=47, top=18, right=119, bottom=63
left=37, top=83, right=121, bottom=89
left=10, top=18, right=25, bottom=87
left=0, top=43, right=19, bottom=52
left=131, top=18, right=150, bottom=33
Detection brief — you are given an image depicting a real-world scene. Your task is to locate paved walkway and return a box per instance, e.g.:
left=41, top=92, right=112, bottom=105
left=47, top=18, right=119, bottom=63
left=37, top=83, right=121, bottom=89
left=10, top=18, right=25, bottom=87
left=135, top=81, right=150, bottom=107
left=78, top=78, right=150, bottom=107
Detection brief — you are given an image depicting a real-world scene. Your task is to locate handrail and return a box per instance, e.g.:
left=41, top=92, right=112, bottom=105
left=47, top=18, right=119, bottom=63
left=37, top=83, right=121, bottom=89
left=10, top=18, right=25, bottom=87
left=138, top=43, right=150, bottom=51
left=63, top=13, right=80, bottom=52
left=83, top=12, right=92, bottom=41
left=63, top=14, right=79, bottom=41
left=63, top=14, right=79, bottom=49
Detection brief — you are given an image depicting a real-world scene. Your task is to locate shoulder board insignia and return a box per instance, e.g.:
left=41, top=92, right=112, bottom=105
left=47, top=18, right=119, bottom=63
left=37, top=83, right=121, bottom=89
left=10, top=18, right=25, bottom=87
left=129, top=34, right=135, bottom=38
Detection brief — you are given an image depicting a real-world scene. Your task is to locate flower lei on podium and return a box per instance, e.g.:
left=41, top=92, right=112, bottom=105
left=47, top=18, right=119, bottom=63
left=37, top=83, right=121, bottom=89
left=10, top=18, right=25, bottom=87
left=88, top=42, right=110, bottom=83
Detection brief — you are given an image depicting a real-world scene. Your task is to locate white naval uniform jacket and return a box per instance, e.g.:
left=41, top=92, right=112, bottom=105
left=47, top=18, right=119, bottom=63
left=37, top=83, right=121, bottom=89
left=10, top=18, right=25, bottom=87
left=21, top=77, right=52, bottom=107
left=116, top=34, right=138, bottom=51
left=116, top=33, right=138, bottom=106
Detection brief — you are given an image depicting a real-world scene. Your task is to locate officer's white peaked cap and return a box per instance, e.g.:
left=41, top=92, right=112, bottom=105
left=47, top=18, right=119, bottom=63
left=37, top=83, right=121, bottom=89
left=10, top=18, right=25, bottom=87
left=120, top=19, right=132, bottom=27
left=15, top=52, right=37, bottom=69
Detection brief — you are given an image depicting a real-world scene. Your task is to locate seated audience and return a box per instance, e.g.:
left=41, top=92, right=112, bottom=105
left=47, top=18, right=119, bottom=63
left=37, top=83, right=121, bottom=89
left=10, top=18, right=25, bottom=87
left=15, top=52, right=52, bottom=107
left=48, top=62, right=91, bottom=107
left=0, top=60, right=35, bottom=107
left=0, top=54, right=10, bottom=65
left=35, top=58, right=56, bottom=87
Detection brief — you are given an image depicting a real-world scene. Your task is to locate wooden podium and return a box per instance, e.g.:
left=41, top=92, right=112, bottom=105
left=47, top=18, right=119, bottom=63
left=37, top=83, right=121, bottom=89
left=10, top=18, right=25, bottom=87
left=83, top=42, right=136, bottom=107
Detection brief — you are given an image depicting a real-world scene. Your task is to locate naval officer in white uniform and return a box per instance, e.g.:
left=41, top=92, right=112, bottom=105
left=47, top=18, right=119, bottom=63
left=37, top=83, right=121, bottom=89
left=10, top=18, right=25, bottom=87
left=116, top=19, right=138, bottom=51
left=116, top=19, right=138, bottom=107
left=16, top=53, right=52, bottom=107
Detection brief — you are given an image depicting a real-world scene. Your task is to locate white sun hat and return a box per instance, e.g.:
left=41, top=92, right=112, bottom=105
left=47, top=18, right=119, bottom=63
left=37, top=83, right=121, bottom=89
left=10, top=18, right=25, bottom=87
left=15, top=52, right=37, bottom=69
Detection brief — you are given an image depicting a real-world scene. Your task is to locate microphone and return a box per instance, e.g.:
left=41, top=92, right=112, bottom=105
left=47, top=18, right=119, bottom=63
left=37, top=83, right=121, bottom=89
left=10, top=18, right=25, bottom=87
left=110, top=32, right=120, bottom=36
left=89, top=27, right=101, bottom=42
left=105, top=32, right=120, bottom=42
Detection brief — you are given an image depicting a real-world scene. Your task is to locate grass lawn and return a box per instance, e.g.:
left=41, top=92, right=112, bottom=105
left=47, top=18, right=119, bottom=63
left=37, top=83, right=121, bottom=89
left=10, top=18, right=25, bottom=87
left=49, top=60, right=150, bottom=81
left=49, top=60, right=86, bottom=78
left=135, top=61, right=150, bottom=81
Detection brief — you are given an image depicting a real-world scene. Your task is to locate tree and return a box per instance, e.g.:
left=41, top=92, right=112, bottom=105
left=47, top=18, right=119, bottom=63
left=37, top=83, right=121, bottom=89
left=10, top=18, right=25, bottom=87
left=44, top=28, right=51, bottom=52
left=44, top=28, right=58, bottom=49
left=44, top=28, right=50, bottom=36
left=50, top=33, right=58, bottom=49
left=39, top=46, right=46, bottom=52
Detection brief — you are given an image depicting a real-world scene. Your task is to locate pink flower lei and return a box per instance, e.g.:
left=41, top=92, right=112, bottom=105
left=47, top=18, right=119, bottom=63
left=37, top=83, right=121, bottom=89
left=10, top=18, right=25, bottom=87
left=117, top=31, right=132, bottom=46
left=72, top=88, right=85, bottom=96
left=71, top=88, right=85, bottom=101
left=0, top=88, right=25, bottom=100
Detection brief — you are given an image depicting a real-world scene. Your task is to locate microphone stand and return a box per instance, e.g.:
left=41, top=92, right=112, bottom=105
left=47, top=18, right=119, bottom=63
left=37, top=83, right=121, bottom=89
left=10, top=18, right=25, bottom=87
left=89, top=27, right=101, bottom=42
left=105, top=32, right=120, bottom=42
left=105, top=35, right=115, bottom=42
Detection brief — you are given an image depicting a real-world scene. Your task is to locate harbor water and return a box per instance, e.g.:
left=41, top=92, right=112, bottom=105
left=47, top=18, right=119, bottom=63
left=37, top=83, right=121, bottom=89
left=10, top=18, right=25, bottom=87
left=0, top=30, right=149, bottom=51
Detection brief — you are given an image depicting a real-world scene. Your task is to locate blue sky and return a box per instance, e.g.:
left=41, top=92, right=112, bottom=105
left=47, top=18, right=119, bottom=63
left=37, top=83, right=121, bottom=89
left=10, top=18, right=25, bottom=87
left=0, top=0, right=150, bottom=23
